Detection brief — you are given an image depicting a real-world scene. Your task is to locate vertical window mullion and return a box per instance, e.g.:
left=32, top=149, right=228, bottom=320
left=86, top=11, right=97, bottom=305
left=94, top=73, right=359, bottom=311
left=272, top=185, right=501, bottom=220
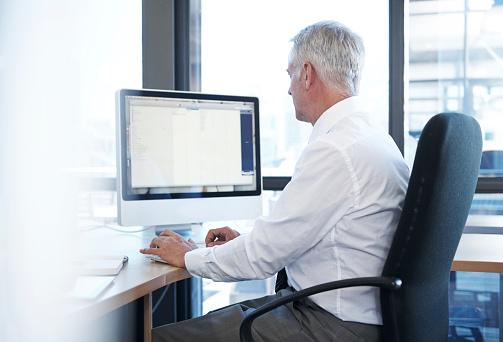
left=389, top=0, right=405, bottom=156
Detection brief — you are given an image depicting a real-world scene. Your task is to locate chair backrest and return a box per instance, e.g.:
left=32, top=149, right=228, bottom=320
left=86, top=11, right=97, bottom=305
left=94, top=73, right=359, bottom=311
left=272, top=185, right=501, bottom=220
left=380, top=113, right=482, bottom=342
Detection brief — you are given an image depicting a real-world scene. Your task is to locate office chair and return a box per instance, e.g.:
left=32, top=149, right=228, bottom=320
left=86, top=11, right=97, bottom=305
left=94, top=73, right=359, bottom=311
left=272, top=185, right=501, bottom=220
left=240, top=113, right=483, bottom=342
left=449, top=305, right=487, bottom=341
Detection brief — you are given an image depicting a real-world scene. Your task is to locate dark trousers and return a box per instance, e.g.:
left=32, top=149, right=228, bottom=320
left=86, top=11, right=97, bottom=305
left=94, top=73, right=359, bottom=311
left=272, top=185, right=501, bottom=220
left=152, top=287, right=383, bottom=342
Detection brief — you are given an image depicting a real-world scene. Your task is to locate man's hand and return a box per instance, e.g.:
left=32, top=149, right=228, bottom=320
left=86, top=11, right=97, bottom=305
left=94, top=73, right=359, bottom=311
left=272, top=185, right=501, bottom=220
left=140, top=230, right=198, bottom=268
left=205, top=227, right=240, bottom=247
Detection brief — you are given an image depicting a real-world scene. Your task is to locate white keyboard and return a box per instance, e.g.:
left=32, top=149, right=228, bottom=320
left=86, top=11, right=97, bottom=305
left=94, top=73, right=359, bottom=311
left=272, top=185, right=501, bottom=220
left=146, top=254, right=169, bottom=264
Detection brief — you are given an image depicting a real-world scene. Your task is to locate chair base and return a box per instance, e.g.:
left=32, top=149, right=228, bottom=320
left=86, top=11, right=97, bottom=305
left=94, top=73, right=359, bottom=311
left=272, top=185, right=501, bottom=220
left=449, top=325, right=485, bottom=342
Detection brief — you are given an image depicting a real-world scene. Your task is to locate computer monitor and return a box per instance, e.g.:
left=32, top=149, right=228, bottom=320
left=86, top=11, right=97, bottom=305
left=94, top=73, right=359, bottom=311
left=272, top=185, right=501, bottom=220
left=115, top=89, right=262, bottom=232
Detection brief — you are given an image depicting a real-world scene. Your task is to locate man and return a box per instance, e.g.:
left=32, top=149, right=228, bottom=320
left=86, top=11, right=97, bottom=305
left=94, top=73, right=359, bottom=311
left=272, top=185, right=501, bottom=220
left=140, top=20, right=410, bottom=341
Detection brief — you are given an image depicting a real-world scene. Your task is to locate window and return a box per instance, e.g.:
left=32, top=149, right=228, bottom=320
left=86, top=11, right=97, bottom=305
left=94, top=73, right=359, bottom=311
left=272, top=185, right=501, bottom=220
left=195, top=0, right=389, bottom=177
left=407, top=0, right=503, bottom=198
left=75, top=1, right=142, bottom=168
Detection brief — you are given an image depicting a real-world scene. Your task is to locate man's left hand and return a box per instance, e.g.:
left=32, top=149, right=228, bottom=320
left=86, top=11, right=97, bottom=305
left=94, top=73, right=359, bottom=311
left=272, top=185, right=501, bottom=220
left=140, top=229, right=198, bottom=268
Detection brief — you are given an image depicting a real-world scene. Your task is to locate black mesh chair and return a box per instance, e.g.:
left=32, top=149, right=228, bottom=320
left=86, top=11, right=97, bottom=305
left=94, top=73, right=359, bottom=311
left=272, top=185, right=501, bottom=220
left=240, top=113, right=483, bottom=342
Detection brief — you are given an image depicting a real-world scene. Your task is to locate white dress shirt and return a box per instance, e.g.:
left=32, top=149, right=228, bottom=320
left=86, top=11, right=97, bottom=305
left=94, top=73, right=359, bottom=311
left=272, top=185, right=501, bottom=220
left=185, top=96, right=410, bottom=325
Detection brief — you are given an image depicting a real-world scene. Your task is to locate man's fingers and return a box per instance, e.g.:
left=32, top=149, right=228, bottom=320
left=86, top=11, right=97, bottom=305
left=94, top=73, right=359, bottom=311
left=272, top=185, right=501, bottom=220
left=206, top=240, right=227, bottom=247
left=205, top=228, right=224, bottom=244
left=205, top=226, right=240, bottom=247
left=205, top=230, right=218, bottom=245
left=151, top=237, right=170, bottom=249
left=140, top=247, right=160, bottom=255
left=205, top=227, right=229, bottom=240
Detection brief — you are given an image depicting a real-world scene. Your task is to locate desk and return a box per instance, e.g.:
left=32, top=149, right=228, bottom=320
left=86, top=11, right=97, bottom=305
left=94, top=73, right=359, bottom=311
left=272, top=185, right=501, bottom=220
left=66, top=228, right=503, bottom=341
left=453, top=233, right=503, bottom=273
left=464, top=215, right=503, bottom=235
left=64, top=226, right=191, bottom=342
left=453, top=233, right=503, bottom=342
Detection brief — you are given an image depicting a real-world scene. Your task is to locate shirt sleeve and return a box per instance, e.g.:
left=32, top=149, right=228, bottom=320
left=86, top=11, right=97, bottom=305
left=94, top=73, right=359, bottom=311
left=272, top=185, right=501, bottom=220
left=185, top=138, right=356, bottom=282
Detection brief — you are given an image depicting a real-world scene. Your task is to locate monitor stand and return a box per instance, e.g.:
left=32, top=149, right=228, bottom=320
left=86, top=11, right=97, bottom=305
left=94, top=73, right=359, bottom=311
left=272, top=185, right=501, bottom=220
left=154, top=223, right=192, bottom=235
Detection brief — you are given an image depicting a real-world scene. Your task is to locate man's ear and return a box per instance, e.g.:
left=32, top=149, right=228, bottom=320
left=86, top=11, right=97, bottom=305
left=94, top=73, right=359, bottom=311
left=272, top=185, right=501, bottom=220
left=304, top=62, right=315, bottom=89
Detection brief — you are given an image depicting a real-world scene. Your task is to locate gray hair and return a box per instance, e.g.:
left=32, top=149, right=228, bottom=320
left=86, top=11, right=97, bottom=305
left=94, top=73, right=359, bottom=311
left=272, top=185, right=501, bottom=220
left=289, top=20, right=365, bottom=96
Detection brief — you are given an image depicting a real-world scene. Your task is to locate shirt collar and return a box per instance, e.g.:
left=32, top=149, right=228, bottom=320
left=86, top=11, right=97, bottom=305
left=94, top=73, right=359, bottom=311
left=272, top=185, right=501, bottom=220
left=309, top=96, right=365, bottom=143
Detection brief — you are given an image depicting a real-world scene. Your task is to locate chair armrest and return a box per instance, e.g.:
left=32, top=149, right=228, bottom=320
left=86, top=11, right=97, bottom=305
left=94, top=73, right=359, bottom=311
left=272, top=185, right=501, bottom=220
left=239, top=276, right=402, bottom=342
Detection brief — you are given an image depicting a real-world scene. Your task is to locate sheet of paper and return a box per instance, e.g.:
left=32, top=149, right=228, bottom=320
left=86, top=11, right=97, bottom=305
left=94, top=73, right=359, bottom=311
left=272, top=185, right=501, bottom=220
left=65, top=276, right=115, bottom=299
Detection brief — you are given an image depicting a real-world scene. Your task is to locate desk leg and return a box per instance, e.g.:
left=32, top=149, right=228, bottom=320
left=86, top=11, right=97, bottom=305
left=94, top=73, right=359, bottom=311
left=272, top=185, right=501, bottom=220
left=144, top=293, right=152, bottom=342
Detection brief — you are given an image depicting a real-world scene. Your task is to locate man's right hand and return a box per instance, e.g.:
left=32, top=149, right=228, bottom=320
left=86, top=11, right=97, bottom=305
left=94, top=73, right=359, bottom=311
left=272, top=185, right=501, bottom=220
left=205, top=227, right=240, bottom=247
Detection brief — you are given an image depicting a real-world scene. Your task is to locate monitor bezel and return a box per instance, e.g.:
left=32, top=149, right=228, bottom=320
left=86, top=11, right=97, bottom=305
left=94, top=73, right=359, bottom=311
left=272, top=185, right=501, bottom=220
left=116, top=88, right=262, bottom=203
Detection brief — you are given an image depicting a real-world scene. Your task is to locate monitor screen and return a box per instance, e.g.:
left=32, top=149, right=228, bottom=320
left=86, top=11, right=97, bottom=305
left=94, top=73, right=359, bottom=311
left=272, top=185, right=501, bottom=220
left=116, top=89, right=262, bottom=228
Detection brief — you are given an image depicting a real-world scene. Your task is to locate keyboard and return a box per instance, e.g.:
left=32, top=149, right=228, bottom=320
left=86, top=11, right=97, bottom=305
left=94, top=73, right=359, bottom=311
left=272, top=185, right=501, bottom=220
left=146, top=254, right=169, bottom=264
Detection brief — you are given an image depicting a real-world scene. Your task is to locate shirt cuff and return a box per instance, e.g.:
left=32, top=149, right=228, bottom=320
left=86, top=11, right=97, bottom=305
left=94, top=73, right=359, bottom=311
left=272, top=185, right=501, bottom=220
left=185, top=247, right=210, bottom=278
